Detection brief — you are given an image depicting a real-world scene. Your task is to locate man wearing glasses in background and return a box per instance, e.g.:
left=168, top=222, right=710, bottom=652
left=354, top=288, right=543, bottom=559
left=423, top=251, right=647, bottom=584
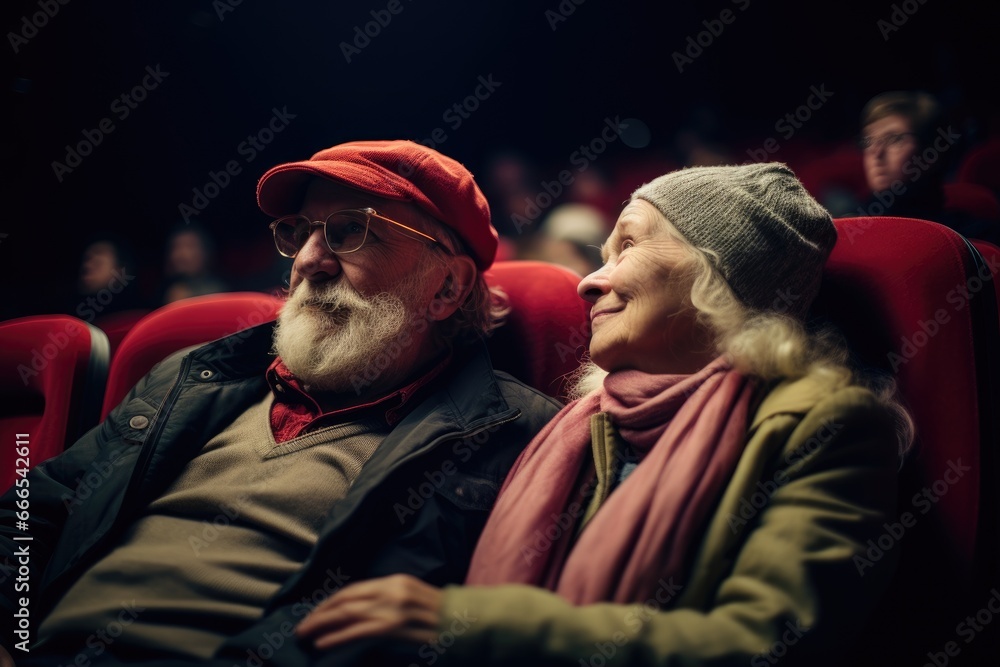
left=0, top=141, right=562, bottom=666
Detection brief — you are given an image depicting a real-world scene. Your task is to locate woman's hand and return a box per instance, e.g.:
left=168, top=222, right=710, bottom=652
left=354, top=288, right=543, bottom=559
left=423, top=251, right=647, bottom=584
left=296, top=574, right=443, bottom=652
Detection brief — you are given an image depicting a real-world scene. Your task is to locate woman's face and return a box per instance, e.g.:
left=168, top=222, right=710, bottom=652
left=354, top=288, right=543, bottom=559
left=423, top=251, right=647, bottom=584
left=862, top=113, right=918, bottom=193
left=577, top=200, right=712, bottom=375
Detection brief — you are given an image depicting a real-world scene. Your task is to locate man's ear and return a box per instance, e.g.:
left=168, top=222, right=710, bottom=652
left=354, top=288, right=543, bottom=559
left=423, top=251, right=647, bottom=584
left=428, top=254, right=477, bottom=322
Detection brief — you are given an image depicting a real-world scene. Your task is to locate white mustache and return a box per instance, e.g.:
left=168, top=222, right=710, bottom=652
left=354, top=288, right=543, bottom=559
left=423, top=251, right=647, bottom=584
left=290, top=281, right=370, bottom=316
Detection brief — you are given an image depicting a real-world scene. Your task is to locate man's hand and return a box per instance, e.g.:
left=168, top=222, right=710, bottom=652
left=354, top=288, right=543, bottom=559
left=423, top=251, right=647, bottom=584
left=296, top=574, right=443, bottom=652
left=0, top=644, right=15, bottom=667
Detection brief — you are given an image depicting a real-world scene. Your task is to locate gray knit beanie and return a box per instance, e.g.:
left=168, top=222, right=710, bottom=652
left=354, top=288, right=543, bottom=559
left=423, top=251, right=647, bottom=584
left=632, top=163, right=836, bottom=319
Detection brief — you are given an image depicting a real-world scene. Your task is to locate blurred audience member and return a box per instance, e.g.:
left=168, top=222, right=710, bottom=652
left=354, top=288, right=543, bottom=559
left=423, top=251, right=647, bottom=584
left=860, top=91, right=999, bottom=242
left=73, top=236, right=144, bottom=320
left=565, top=166, right=617, bottom=219
left=161, top=222, right=230, bottom=303
left=481, top=150, right=542, bottom=238
left=519, top=203, right=606, bottom=276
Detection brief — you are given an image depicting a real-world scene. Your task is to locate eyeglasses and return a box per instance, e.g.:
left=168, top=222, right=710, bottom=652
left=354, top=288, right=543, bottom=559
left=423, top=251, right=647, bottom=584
left=269, top=207, right=450, bottom=258
left=858, top=132, right=917, bottom=151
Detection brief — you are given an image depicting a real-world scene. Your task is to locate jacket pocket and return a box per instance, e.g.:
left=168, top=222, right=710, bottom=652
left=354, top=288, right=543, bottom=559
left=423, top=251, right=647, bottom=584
left=434, top=473, right=500, bottom=512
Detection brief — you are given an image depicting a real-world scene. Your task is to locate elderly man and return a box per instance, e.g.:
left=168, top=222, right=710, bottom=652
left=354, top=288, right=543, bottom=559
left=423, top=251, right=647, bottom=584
left=0, top=141, right=562, bottom=665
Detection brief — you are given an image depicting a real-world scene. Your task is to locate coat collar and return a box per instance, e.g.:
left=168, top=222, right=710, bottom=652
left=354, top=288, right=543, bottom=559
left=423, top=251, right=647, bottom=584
left=748, top=373, right=840, bottom=433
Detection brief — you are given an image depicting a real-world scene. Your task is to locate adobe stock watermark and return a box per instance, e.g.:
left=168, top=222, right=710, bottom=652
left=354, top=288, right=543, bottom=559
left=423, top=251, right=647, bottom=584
left=554, top=320, right=590, bottom=365
left=54, top=600, right=147, bottom=667
left=886, top=254, right=998, bottom=372
left=59, top=445, right=132, bottom=513
left=727, top=419, right=843, bottom=533
left=544, top=0, right=587, bottom=31
left=745, top=85, right=835, bottom=162
left=403, top=74, right=503, bottom=154
left=216, top=298, right=284, bottom=355
left=511, top=116, right=648, bottom=234
left=392, top=406, right=507, bottom=524
left=348, top=281, right=469, bottom=397
left=921, top=587, right=1000, bottom=667
left=212, top=0, right=245, bottom=21
left=16, top=254, right=135, bottom=381
left=848, top=124, right=962, bottom=232
left=751, top=618, right=810, bottom=666
left=51, top=64, right=170, bottom=182
left=877, top=0, right=931, bottom=41
left=187, top=450, right=300, bottom=556
left=517, top=444, right=645, bottom=566
left=177, top=106, right=297, bottom=222
left=8, top=0, right=71, bottom=54
left=853, top=458, right=972, bottom=577
left=672, top=0, right=752, bottom=73
left=410, top=608, right=477, bottom=666
left=577, top=577, right=684, bottom=667
left=339, top=0, right=416, bottom=63
left=239, top=567, right=353, bottom=667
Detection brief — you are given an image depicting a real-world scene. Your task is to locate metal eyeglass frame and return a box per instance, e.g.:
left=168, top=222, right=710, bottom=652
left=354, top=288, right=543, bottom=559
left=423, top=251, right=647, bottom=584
left=269, top=207, right=451, bottom=258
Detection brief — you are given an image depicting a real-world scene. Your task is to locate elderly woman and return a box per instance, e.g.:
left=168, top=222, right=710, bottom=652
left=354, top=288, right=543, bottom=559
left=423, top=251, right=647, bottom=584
left=296, top=163, right=911, bottom=665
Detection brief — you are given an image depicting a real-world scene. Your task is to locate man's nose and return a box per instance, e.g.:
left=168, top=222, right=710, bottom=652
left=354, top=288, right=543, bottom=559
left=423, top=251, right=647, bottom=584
left=293, top=227, right=343, bottom=283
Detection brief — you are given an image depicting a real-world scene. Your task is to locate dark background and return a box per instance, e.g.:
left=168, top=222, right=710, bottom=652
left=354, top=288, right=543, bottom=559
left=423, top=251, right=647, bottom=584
left=2, top=0, right=998, bottom=319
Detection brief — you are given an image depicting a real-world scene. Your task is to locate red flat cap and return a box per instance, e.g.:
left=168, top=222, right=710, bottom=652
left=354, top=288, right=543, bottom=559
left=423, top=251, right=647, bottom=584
left=257, top=140, right=498, bottom=269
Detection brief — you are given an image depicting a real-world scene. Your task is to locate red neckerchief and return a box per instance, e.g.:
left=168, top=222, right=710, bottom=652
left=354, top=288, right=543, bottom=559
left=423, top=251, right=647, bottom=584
left=266, top=355, right=452, bottom=444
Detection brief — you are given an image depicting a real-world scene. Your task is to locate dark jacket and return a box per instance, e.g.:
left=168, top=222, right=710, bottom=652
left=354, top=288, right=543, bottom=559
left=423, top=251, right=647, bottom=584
left=0, top=323, right=562, bottom=664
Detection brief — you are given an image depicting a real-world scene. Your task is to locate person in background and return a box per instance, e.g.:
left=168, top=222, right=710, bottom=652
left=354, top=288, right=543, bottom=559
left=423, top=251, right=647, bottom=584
left=296, top=163, right=913, bottom=666
left=519, top=203, right=606, bottom=276
left=72, top=236, right=145, bottom=320
left=160, top=222, right=230, bottom=303
left=860, top=90, right=999, bottom=243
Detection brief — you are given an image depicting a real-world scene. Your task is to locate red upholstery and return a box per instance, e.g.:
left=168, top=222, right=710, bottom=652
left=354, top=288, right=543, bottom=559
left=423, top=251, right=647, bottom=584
left=813, top=217, right=1000, bottom=663
left=0, top=316, right=109, bottom=492
left=94, top=309, right=152, bottom=358
left=957, top=138, right=1000, bottom=193
left=971, top=239, right=1000, bottom=330
left=100, top=292, right=284, bottom=419
left=485, top=261, right=590, bottom=401
left=943, top=181, right=1000, bottom=223
left=796, top=144, right=869, bottom=204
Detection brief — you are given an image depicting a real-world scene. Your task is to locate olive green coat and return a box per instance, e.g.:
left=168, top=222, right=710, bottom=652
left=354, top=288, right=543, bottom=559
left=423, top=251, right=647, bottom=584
left=436, top=374, right=900, bottom=666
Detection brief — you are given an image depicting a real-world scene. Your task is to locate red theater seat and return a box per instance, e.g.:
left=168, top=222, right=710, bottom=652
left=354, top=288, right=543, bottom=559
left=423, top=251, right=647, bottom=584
left=101, top=292, right=285, bottom=419
left=0, top=316, right=109, bottom=493
left=94, top=308, right=152, bottom=358
left=943, top=181, right=1000, bottom=223
left=796, top=143, right=869, bottom=204
left=812, top=217, right=999, bottom=664
left=484, top=260, right=590, bottom=401
left=957, top=138, right=1000, bottom=194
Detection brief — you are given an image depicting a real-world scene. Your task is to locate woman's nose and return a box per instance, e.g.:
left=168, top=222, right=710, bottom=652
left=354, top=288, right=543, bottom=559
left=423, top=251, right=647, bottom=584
left=577, top=264, right=610, bottom=303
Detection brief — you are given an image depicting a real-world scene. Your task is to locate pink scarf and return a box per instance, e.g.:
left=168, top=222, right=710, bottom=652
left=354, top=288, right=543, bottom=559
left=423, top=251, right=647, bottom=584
left=465, top=357, right=754, bottom=604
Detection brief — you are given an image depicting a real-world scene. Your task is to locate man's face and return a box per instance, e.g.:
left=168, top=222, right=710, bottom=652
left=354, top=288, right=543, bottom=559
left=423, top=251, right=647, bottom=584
left=273, top=179, right=451, bottom=395
left=79, top=242, right=120, bottom=294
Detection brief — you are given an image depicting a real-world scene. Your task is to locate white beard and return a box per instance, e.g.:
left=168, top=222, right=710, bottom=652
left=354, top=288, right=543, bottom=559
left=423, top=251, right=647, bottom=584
left=273, top=275, right=429, bottom=394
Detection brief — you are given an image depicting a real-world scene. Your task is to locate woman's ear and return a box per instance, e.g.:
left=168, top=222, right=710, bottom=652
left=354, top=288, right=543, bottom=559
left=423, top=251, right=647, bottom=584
left=428, top=254, right=477, bottom=322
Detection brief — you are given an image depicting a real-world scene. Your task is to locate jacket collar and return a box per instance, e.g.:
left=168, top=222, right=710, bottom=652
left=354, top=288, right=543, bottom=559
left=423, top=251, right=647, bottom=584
left=748, top=373, right=839, bottom=433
